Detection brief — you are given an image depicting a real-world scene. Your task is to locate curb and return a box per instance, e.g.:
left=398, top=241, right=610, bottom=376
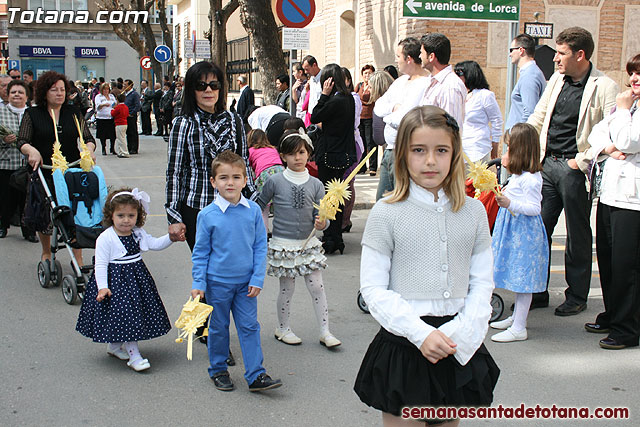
left=354, top=202, right=375, bottom=210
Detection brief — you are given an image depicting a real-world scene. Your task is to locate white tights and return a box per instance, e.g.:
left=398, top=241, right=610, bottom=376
left=108, top=341, right=142, bottom=360
left=277, top=270, right=329, bottom=335
left=512, top=293, right=532, bottom=333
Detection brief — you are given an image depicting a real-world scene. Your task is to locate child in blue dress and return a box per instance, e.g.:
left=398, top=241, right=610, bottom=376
left=76, top=187, right=175, bottom=371
left=490, top=123, right=549, bottom=342
left=257, top=129, right=341, bottom=348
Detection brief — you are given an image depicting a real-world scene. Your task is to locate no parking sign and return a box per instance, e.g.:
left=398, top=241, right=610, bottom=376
left=276, top=0, right=315, bottom=28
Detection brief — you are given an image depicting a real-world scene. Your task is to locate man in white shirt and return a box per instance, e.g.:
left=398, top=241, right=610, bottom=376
left=418, top=33, right=467, bottom=127
left=302, top=55, right=322, bottom=115
left=373, top=37, right=429, bottom=200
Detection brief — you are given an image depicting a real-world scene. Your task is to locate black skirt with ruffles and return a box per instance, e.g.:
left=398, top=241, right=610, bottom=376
left=354, top=315, right=500, bottom=417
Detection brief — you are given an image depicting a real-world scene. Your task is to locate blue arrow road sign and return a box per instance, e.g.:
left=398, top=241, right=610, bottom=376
left=154, top=45, right=172, bottom=63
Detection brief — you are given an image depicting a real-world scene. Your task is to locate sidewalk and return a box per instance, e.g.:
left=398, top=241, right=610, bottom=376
left=353, top=173, right=378, bottom=210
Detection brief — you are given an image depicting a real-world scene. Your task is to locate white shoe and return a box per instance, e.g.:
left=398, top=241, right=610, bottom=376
left=127, top=357, right=151, bottom=371
left=274, top=328, right=302, bottom=345
left=490, top=316, right=514, bottom=330
left=491, top=327, right=527, bottom=343
left=319, top=332, right=341, bottom=348
left=107, top=344, right=129, bottom=360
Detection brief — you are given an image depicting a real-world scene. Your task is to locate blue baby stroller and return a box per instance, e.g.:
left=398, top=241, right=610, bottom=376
left=36, top=161, right=107, bottom=304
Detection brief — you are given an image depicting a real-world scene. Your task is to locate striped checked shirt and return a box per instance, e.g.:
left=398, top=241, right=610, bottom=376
left=0, top=104, right=26, bottom=170
left=165, top=108, right=256, bottom=225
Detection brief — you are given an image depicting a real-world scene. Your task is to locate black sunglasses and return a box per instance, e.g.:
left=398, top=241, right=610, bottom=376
left=454, top=69, right=464, bottom=76
left=509, top=47, right=522, bottom=52
left=195, top=80, right=221, bottom=91
left=11, top=75, right=20, bottom=79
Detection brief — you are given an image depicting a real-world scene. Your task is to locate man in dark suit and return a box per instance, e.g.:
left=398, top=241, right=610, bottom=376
left=236, top=75, right=254, bottom=119
left=152, top=82, right=163, bottom=136
left=123, top=79, right=141, bottom=154
left=139, top=80, right=153, bottom=135
left=159, top=82, right=174, bottom=136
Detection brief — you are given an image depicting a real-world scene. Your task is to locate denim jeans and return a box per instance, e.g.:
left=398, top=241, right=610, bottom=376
left=359, top=118, right=375, bottom=171
left=376, top=149, right=395, bottom=201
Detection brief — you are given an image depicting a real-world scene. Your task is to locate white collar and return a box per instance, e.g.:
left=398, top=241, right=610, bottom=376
left=409, top=180, right=449, bottom=207
left=431, top=65, right=454, bottom=84
left=520, top=60, right=535, bottom=71
left=214, top=194, right=250, bottom=213
left=283, top=167, right=310, bottom=185
left=6, top=103, right=27, bottom=115
left=239, top=85, right=247, bottom=93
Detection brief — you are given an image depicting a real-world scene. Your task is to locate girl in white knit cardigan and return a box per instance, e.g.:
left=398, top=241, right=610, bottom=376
left=354, top=106, right=499, bottom=427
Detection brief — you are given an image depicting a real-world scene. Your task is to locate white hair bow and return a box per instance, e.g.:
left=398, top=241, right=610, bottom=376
left=111, top=188, right=151, bottom=213
left=282, top=127, right=313, bottom=149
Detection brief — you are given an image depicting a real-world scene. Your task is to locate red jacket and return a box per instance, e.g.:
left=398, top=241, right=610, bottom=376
left=110, top=103, right=129, bottom=126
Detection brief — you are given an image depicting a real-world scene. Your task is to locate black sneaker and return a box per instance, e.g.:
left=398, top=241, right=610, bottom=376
left=211, top=371, right=234, bottom=391
left=226, top=350, right=236, bottom=366
left=248, top=373, right=282, bottom=392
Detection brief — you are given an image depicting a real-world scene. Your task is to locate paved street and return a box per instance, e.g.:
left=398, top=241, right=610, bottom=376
left=1, top=136, right=638, bottom=426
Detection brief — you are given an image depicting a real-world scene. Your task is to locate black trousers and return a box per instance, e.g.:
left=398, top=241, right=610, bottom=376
left=163, top=109, right=173, bottom=135
left=540, top=157, right=593, bottom=305
left=359, top=118, right=376, bottom=171
left=154, top=110, right=163, bottom=135
left=317, top=164, right=347, bottom=244
left=0, top=169, right=32, bottom=236
left=126, top=115, right=139, bottom=153
left=595, top=203, right=640, bottom=345
left=180, top=204, right=200, bottom=251
left=140, top=109, right=152, bottom=134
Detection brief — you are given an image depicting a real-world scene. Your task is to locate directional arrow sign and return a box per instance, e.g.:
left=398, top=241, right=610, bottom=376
left=403, top=0, right=520, bottom=22
left=406, top=0, right=421, bottom=14
left=154, top=45, right=172, bottom=63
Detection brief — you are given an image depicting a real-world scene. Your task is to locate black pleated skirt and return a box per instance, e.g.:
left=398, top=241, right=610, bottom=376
left=354, top=315, right=500, bottom=417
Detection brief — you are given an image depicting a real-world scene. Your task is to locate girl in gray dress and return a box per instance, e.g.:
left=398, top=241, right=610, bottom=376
left=257, top=130, right=341, bottom=348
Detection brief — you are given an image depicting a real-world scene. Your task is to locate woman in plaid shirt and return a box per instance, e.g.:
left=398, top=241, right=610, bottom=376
left=0, top=79, right=36, bottom=242
left=165, top=61, right=256, bottom=249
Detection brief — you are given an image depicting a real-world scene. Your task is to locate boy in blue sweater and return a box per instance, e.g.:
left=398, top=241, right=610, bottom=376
left=191, top=150, right=282, bottom=392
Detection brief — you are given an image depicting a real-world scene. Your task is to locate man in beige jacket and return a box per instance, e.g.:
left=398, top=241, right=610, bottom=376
left=527, top=27, right=618, bottom=316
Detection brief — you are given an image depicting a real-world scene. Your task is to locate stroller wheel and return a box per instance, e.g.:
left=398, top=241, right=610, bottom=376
left=37, top=260, right=52, bottom=288
left=53, top=260, right=63, bottom=287
left=357, top=291, right=370, bottom=314
left=490, top=293, right=504, bottom=323
left=61, top=275, right=78, bottom=305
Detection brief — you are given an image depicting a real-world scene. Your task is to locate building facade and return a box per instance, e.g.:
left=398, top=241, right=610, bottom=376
left=8, top=0, right=171, bottom=82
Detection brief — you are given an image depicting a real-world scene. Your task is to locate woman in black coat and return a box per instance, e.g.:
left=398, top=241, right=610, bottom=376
left=310, top=63, right=356, bottom=254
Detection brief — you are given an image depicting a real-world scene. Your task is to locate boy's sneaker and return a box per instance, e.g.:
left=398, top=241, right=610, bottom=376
left=248, top=373, right=282, bottom=392
left=211, top=371, right=234, bottom=391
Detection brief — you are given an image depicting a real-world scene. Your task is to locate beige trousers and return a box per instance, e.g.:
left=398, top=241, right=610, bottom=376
left=115, top=125, right=129, bottom=156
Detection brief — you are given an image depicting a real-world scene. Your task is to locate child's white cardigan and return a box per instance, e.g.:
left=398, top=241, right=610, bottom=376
left=94, top=226, right=172, bottom=290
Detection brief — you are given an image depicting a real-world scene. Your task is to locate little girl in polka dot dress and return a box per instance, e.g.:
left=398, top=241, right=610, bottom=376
left=76, top=187, right=177, bottom=372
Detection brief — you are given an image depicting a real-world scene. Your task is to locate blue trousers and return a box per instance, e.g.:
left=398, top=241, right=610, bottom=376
left=376, top=149, right=395, bottom=201
left=205, top=280, right=265, bottom=384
